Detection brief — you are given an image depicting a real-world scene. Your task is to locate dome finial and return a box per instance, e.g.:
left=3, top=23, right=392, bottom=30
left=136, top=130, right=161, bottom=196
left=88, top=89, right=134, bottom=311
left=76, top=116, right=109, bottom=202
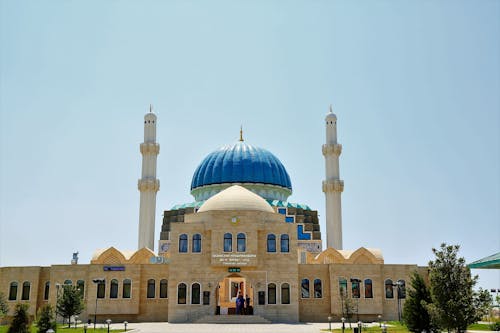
left=239, top=125, right=244, bottom=142
left=149, top=104, right=153, bottom=113
left=329, top=104, right=333, bottom=113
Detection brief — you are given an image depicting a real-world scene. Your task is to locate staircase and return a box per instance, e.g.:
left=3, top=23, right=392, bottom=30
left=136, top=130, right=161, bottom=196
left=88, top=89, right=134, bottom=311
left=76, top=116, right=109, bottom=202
left=194, top=315, right=271, bottom=324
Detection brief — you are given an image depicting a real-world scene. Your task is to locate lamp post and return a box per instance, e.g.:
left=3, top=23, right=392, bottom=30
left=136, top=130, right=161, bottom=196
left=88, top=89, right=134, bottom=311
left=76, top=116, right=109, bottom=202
left=378, top=315, right=382, bottom=327
left=106, top=319, right=112, bottom=333
left=74, top=315, right=78, bottom=328
left=83, top=324, right=88, bottom=333
left=92, top=278, right=105, bottom=330
left=392, top=281, right=402, bottom=322
left=123, top=321, right=128, bottom=331
left=382, top=323, right=387, bottom=333
left=328, top=315, right=332, bottom=331
left=358, top=321, right=362, bottom=333
left=341, top=317, right=345, bottom=333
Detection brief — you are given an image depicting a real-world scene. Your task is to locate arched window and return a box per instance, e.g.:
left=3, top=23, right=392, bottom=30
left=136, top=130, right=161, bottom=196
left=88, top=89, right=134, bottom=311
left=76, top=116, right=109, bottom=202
left=64, top=280, right=72, bottom=285
left=397, top=280, right=406, bottom=299
left=385, top=279, right=394, bottom=299
left=268, top=283, right=276, bottom=304
left=364, top=279, right=373, bottom=298
left=314, top=279, right=322, bottom=298
left=178, top=283, right=187, bottom=304
left=224, top=233, right=232, bottom=252
left=192, top=234, right=202, bottom=253
left=281, top=283, right=290, bottom=304
left=77, top=280, right=85, bottom=296
left=147, top=279, right=155, bottom=298
left=301, top=278, right=310, bottom=298
left=191, top=283, right=201, bottom=304
left=351, top=278, right=360, bottom=298
left=339, top=278, right=347, bottom=298
left=21, top=282, right=30, bottom=300
left=179, top=234, right=188, bottom=253
left=267, top=234, right=276, bottom=252
left=97, top=280, right=105, bottom=299
left=44, top=282, right=50, bottom=300
left=237, top=233, right=246, bottom=252
left=9, top=282, right=17, bottom=300
left=280, top=234, right=289, bottom=253
left=122, top=279, right=131, bottom=298
left=160, top=279, right=168, bottom=298
left=110, top=279, right=118, bottom=298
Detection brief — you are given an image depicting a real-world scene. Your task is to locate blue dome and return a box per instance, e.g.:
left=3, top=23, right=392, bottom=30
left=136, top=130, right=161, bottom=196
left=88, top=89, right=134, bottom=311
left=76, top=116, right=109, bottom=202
left=191, top=141, right=292, bottom=191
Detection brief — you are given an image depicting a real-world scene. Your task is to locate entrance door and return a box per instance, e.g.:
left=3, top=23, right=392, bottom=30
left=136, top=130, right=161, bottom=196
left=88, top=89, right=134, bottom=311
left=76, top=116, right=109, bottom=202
left=216, top=275, right=253, bottom=315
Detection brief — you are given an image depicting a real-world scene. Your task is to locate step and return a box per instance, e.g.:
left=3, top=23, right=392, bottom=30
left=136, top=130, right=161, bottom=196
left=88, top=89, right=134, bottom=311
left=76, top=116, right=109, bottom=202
left=194, top=315, right=271, bottom=324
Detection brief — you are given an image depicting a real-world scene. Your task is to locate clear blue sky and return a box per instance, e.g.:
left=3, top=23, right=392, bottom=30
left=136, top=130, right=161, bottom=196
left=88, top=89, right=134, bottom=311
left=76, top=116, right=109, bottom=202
left=1, top=0, right=498, bottom=291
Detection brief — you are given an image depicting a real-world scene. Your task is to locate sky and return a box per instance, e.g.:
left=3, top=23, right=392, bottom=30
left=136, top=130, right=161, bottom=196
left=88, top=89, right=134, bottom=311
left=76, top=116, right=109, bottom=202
left=1, top=0, right=498, bottom=292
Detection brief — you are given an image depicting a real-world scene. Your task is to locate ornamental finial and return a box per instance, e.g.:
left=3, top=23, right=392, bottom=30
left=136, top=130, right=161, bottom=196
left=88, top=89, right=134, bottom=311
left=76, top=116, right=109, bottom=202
left=149, top=104, right=153, bottom=113
left=329, top=104, right=333, bottom=113
left=239, top=126, right=244, bottom=141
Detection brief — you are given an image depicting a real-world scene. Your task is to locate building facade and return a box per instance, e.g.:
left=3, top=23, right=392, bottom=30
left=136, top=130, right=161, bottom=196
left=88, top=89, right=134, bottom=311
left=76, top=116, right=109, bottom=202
left=0, top=109, right=426, bottom=323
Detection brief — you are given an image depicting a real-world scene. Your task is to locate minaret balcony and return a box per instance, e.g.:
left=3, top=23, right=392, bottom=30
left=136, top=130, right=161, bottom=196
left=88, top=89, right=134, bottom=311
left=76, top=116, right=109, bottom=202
left=322, top=143, right=342, bottom=156
left=140, top=143, right=160, bottom=154
left=138, top=178, right=160, bottom=192
left=322, top=179, right=344, bottom=193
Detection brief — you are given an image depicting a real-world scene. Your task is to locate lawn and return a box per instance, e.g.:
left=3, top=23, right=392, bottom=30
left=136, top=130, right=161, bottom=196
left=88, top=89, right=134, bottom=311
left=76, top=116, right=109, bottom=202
left=321, top=321, right=410, bottom=333
left=0, top=325, right=126, bottom=333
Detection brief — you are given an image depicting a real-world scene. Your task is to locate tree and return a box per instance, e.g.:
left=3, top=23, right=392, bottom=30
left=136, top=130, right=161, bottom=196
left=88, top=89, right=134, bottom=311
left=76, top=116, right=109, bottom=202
left=7, top=303, right=30, bottom=333
left=427, top=243, right=491, bottom=333
left=339, top=288, right=355, bottom=328
left=56, top=285, right=84, bottom=328
left=402, top=271, right=436, bottom=333
left=0, top=292, right=8, bottom=320
left=36, top=304, right=56, bottom=333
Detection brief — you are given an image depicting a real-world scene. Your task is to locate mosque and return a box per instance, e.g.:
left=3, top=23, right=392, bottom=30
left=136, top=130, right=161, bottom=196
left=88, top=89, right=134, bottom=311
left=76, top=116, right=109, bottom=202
left=0, top=108, right=427, bottom=324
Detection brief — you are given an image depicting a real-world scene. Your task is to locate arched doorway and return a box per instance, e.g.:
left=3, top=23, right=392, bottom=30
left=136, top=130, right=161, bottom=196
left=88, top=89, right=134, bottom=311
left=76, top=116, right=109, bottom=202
left=215, top=273, right=254, bottom=315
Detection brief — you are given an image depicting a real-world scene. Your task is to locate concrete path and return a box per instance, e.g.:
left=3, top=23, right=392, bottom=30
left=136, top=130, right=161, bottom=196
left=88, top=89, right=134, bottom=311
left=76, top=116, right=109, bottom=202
left=106, top=321, right=340, bottom=333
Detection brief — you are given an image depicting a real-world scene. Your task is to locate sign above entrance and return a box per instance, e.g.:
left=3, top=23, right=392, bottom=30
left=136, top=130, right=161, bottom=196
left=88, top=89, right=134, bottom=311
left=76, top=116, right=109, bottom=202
left=211, top=253, right=257, bottom=266
left=228, top=267, right=241, bottom=273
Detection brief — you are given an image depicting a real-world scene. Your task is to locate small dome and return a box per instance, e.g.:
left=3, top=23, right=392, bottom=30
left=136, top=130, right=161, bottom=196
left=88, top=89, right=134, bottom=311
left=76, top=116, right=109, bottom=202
left=326, top=105, right=337, bottom=120
left=197, top=185, right=274, bottom=213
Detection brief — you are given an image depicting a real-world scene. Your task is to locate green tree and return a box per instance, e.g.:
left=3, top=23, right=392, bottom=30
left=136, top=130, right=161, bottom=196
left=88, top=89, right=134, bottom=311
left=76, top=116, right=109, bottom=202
left=0, top=292, right=8, bottom=320
left=36, top=304, right=56, bottom=333
left=427, top=243, right=491, bottom=333
left=339, top=289, right=355, bottom=328
left=402, top=271, right=436, bottom=333
left=7, top=303, right=30, bottom=333
left=56, top=285, right=84, bottom=328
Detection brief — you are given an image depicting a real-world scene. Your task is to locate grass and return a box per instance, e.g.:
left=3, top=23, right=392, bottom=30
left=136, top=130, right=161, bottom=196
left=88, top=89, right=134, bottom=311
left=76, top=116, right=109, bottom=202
left=321, top=321, right=410, bottom=333
left=0, top=324, right=126, bottom=333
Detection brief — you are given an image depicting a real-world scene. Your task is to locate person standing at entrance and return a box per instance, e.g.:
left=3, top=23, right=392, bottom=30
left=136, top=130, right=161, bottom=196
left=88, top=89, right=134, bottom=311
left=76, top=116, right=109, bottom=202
left=236, top=292, right=244, bottom=315
left=245, top=294, right=251, bottom=315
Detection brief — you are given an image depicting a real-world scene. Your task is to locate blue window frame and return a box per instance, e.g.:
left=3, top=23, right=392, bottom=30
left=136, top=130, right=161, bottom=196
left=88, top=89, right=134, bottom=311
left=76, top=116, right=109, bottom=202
left=267, top=234, right=276, bottom=252
left=224, top=233, right=232, bottom=252
left=280, top=234, right=289, bottom=252
left=179, top=234, right=188, bottom=253
left=192, top=234, right=201, bottom=253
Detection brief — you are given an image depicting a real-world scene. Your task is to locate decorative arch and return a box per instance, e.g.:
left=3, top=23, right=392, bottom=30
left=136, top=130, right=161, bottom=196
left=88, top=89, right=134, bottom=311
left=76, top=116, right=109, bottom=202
left=314, top=247, right=346, bottom=264
left=91, top=247, right=127, bottom=264
left=349, top=247, right=383, bottom=264
left=129, top=248, right=155, bottom=264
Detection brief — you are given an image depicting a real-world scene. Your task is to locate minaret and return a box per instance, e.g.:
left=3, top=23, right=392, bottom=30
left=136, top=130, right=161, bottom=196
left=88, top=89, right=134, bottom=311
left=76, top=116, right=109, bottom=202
left=138, top=105, right=160, bottom=250
left=322, top=105, right=344, bottom=249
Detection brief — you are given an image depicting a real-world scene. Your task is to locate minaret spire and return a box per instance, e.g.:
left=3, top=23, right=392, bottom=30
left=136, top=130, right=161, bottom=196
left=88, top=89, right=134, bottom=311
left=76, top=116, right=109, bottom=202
left=138, top=106, right=160, bottom=250
left=239, top=126, right=244, bottom=142
left=322, top=105, right=344, bottom=249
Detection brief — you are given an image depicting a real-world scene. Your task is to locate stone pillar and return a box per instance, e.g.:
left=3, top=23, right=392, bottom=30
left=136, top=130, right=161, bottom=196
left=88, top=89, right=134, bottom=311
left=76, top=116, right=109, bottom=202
left=322, top=106, right=344, bottom=249
left=138, top=108, right=160, bottom=250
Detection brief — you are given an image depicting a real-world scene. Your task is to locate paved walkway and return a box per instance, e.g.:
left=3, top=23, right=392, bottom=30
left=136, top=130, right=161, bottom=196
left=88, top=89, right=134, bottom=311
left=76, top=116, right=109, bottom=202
left=105, top=321, right=343, bottom=333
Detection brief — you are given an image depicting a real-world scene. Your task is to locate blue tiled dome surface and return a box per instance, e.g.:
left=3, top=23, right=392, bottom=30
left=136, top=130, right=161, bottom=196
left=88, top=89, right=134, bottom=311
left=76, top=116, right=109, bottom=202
left=191, top=142, right=292, bottom=191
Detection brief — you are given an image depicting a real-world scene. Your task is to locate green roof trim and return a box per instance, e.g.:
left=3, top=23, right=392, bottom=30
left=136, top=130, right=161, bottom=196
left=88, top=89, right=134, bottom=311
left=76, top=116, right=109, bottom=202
left=171, top=200, right=312, bottom=211
left=468, top=252, right=500, bottom=269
